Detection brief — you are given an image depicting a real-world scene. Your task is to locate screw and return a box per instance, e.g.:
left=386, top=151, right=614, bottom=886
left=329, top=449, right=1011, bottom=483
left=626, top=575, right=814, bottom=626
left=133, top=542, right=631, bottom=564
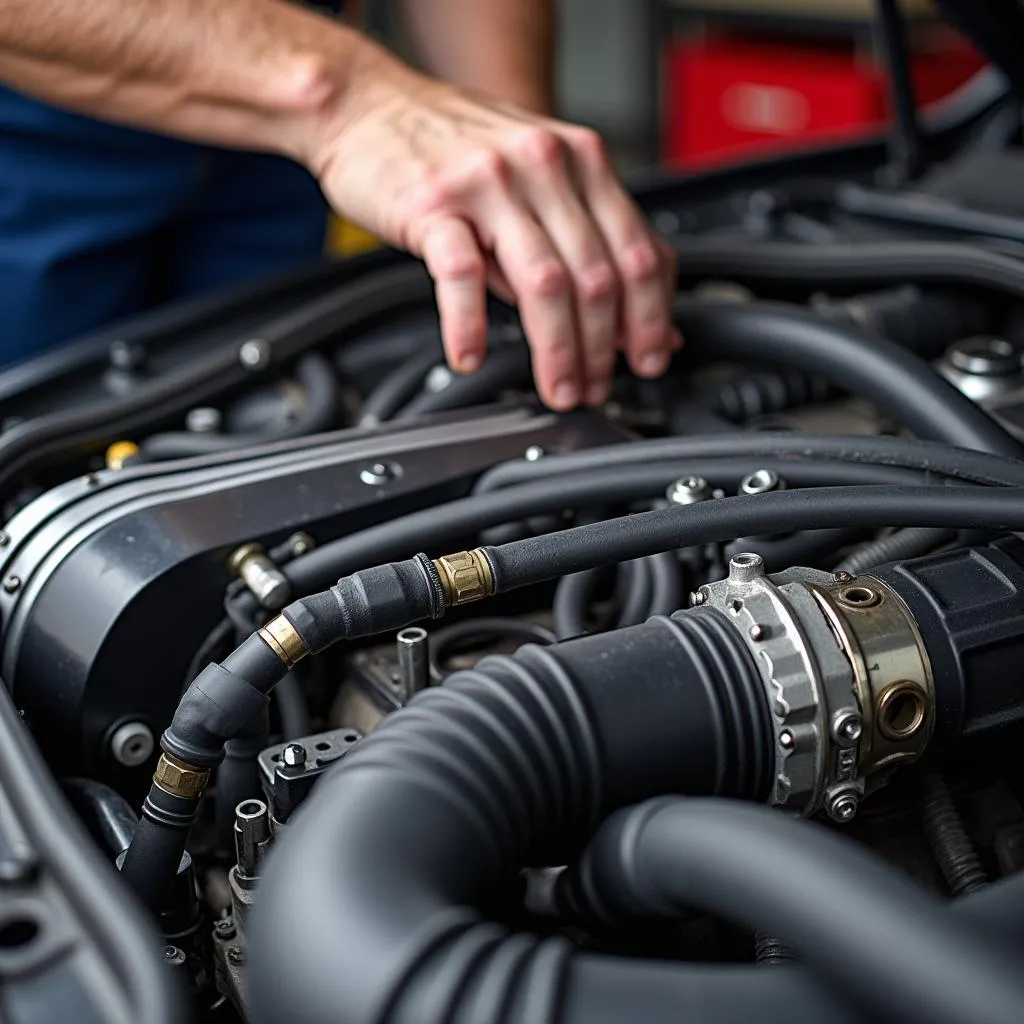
left=424, top=365, right=453, bottom=393
left=214, top=918, right=236, bottom=940
left=0, top=531, right=9, bottom=548
left=185, top=407, right=222, bottom=434
left=667, top=476, right=712, bottom=506
left=833, top=711, right=863, bottom=745
left=749, top=624, right=769, bottom=642
left=109, top=721, right=155, bottom=767
left=239, top=339, right=270, bottom=370
left=227, top=946, right=246, bottom=966
left=833, top=571, right=855, bottom=584
left=524, top=445, right=545, bottom=463
left=281, top=743, right=307, bottom=768
left=86, top=473, right=101, bottom=487
left=2, top=575, right=20, bottom=594
left=779, top=730, right=795, bottom=750
left=827, top=790, right=860, bottom=823
left=163, top=945, right=186, bottom=967
left=287, top=532, right=315, bottom=557
left=689, top=591, right=707, bottom=607
left=359, top=461, right=401, bottom=486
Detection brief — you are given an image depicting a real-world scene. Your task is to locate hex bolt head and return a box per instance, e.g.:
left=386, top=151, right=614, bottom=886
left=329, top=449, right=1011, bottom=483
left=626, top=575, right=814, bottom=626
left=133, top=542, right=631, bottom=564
left=163, top=946, right=186, bottom=967
left=689, top=590, right=708, bottom=607
left=359, top=461, right=401, bottom=486
left=833, top=712, right=863, bottom=745
left=667, top=476, right=712, bottom=506
left=827, top=790, right=860, bottom=823
left=227, top=946, right=246, bottom=965
left=281, top=743, right=307, bottom=768
left=214, top=918, right=236, bottom=940
left=833, top=571, right=855, bottom=584
left=239, top=339, right=270, bottom=370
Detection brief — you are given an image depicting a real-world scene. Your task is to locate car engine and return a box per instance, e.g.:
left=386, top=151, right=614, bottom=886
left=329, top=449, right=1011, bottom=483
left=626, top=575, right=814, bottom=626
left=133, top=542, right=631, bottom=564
left=5, top=6, right=1024, bottom=1024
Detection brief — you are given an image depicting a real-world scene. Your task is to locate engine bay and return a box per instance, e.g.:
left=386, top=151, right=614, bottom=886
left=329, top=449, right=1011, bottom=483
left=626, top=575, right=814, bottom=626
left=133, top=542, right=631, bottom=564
left=6, top=31, right=1024, bottom=1024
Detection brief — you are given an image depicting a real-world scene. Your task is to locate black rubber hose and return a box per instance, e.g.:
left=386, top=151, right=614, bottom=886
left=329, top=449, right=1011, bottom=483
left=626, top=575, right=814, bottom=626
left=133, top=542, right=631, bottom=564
left=917, top=774, right=989, bottom=897
left=62, top=778, right=137, bottom=856
left=646, top=552, right=683, bottom=617
left=483, top=486, right=1024, bottom=596
left=725, top=527, right=867, bottom=571
left=396, top=341, right=532, bottom=419
left=140, top=351, right=339, bottom=459
left=275, top=672, right=312, bottom=741
left=675, top=299, right=1021, bottom=456
left=215, top=724, right=268, bottom=860
left=557, top=797, right=1024, bottom=1024
left=428, top=617, right=556, bottom=680
left=554, top=567, right=604, bottom=639
left=472, top=433, right=1024, bottom=494
left=754, top=933, right=797, bottom=965
left=706, top=369, right=833, bottom=423
left=673, top=237, right=1024, bottom=304
left=248, top=609, right=773, bottom=1024
left=358, top=337, right=443, bottom=425
left=834, top=527, right=957, bottom=575
left=277, top=459, right=933, bottom=600
left=616, top=559, right=652, bottom=628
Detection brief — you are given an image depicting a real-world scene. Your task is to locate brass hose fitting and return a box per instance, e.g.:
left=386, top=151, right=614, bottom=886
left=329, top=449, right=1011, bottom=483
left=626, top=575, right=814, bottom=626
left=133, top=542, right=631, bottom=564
left=259, top=615, right=308, bottom=668
left=433, top=549, right=495, bottom=607
left=152, top=752, right=210, bottom=800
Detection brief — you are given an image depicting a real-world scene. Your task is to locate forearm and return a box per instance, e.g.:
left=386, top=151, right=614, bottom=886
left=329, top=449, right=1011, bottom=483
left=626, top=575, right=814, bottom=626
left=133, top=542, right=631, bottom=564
left=0, top=0, right=389, bottom=163
left=399, top=0, right=556, bottom=114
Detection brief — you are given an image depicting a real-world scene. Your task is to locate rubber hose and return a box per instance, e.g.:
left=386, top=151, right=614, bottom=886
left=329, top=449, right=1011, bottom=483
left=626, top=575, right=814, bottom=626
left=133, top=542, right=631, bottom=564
left=140, top=351, right=338, bottom=459
left=358, top=339, right=443, bottom=425
left=428, top=617, right=556, bottom=680
left=917, top=774, right=989, bottom=897
left=215, top=727, right=268, bottom=860
left=557, top=797, right=1024, bottom=1024
left=673, top=237, right=1024, bottom=304
left=275, top=672, right=312, bottom=741
left=707, top=369, right=833, bottom=422
left=616, top=559, right=652, bottom=628
left=472, top=433, right=1024, bottom=494
left=483, top=486, right=1024, bottom=595
left=675, top=299, right=1021, bottom=456
left=278, top=459, right=933, bottom=599
left=646, top=552, right=683, bottom=617
left=248, top=609, right=773, bottom=1024
left=397, top=342, right=532, bottom=419
left=754, top=933, right=797, bottom=965
left=62, top=778, right=137, bottom=855
left=835, top=527, right=957, bottom=575
left=725, top=527, right=867, bottom=571
left=554, top=567, right=605, bottom=639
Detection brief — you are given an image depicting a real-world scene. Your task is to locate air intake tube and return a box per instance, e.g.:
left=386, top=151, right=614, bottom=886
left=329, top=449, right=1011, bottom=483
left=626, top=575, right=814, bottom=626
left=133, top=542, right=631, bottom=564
left=248, top=608, right=773, bottom=1024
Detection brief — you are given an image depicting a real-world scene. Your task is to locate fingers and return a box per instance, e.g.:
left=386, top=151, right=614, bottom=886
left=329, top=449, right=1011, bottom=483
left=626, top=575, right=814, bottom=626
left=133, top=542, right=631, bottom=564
left=489, top=199, right=583, bottom=411
left=561, top=127, right=678, bottom=379
left=418, top=215, right=489, bottom=374
left=510, top=130, right=619, bottom=406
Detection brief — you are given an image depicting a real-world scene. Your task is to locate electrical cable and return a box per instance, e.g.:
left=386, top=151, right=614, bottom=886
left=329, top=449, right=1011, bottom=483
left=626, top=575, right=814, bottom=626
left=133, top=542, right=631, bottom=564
left=834, top=527, right=958, bottom=575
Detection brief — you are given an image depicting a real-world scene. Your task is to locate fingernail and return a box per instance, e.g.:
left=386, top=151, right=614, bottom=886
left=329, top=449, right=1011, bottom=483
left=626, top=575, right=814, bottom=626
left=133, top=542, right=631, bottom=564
left=553, top=380, right=580, bottom=409
left=586, top=381, right=609, bottom=407
left=457, top=352, right=481, bottom=374
left=639, top=352, right=668, bottom=378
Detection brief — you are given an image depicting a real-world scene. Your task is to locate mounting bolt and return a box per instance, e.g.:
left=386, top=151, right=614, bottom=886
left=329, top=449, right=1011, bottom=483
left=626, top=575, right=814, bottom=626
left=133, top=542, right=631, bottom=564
left=185, top=407, right=222, bottom=434
left=163, top=946, right=187, bottom=967
left=833, top=571, right=855, bottom=584
left=740, top=469, right=782, bottom=496
left=287, top=532, right=315, bottom=557
left=832, top=711, right=863, bottom=746
left=359, top=461, right=401, bottom=486
left=827, top=790, right=860, bottom=824
left=0, top=531, right=9, bottom=548
left=749, top=623, right=769, bottom=642
left=524, top=445, right=545, bottom=462
left=109, top=721, right=155, bottom=767
left=779, top=729, right=795, bottom=750
left=2, top=575, right=20, bottom=594
left=281, top=743, right=307, bottom=768
left=424, top=365, right=453, bottom=393
left=214, top=918, right=236, bottom=941
left=239, top=339, right=270, bottom=370
left=227, top=946, right=246, bottom=966
left=667, top=476, right=712, bottom=506
left=689, top=590, right=707, bottom=607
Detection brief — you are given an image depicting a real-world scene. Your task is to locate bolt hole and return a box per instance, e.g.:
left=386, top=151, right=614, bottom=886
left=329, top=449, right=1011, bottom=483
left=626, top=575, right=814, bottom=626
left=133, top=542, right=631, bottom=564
left=733, top=554, right=758, bottom=567
left=0, top=917, right=39, bottom=950
left=839, top=585, right=879, bottom=608
left=343, top=733, right=358, bottom=743
left=315, top=741, right=331, bottom=752
left=730, top=599, right=743, bottom=614
left=878, top=684, right=926, bottom=740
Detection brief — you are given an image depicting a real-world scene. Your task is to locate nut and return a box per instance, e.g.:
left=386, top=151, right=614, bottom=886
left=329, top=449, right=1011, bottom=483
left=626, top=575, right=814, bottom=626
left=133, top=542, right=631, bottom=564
left=153, top=753, right=210, bottom=800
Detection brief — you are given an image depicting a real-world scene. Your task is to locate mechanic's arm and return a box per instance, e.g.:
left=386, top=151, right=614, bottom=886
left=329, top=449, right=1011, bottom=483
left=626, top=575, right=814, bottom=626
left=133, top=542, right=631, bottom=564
left=0, top=0, right=678, bottom=409
left=400, top=0, right=556, bottom=114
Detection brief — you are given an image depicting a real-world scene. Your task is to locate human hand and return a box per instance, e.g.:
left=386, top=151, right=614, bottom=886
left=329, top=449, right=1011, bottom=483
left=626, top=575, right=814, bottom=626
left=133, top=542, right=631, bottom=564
left=308, top=49, right=680, bottom=410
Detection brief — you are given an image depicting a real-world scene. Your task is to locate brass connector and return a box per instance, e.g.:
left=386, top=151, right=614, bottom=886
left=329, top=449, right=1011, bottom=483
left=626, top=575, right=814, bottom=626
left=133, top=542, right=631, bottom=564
left=259, top=614, right=308, bottom=668
left=153, top=753, right=210, bottom=800
left=105, top=441, right=140, bottom=471
left=433, top=549, right=495, bottom=607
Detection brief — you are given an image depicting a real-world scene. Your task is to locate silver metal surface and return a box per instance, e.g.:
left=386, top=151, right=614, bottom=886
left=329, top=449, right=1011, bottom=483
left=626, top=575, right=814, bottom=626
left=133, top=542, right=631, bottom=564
left=359, top=461, right=401, bottom=486
left=239, top=339, right=270, bottom=371
left=938, top=337, right=1024, bottom=402
left=667, top=475, right=712, bottom=505
left=185, top=407, right=223, bottom=434
left=281, top=743, right=307, bottom=768
left=524, top=445, right=545, bottom=462
left=228, top=544, right=290, bottom=609
left=108, top=721, right=155, bottom=767
left=827, top=788, right=861, bottom=823
left=424, top=365, right=453, bottom=393
left=740, top=469, right=782, bottom=495
left=397, top=627, right=430, bottom=696
left=234, top=799, right=271, bottom=882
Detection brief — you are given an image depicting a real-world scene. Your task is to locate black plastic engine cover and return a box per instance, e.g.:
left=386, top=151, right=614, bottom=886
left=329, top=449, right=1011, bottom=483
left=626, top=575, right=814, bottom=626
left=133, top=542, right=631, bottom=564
left=0, top=405, right=625, bottom=783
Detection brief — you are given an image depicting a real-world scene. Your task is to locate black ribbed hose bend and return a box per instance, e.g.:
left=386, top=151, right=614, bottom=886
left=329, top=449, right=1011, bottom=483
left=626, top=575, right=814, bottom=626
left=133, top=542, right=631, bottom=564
left=674, top=299, right=1021, bottom=457
left=917, top=774, right=989, bottom=897
left=557, top=797, right=1024, bottom=1024
left=835, top=527, right=956, bottom=575
left=248, top=609, right=773, bottom=1024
